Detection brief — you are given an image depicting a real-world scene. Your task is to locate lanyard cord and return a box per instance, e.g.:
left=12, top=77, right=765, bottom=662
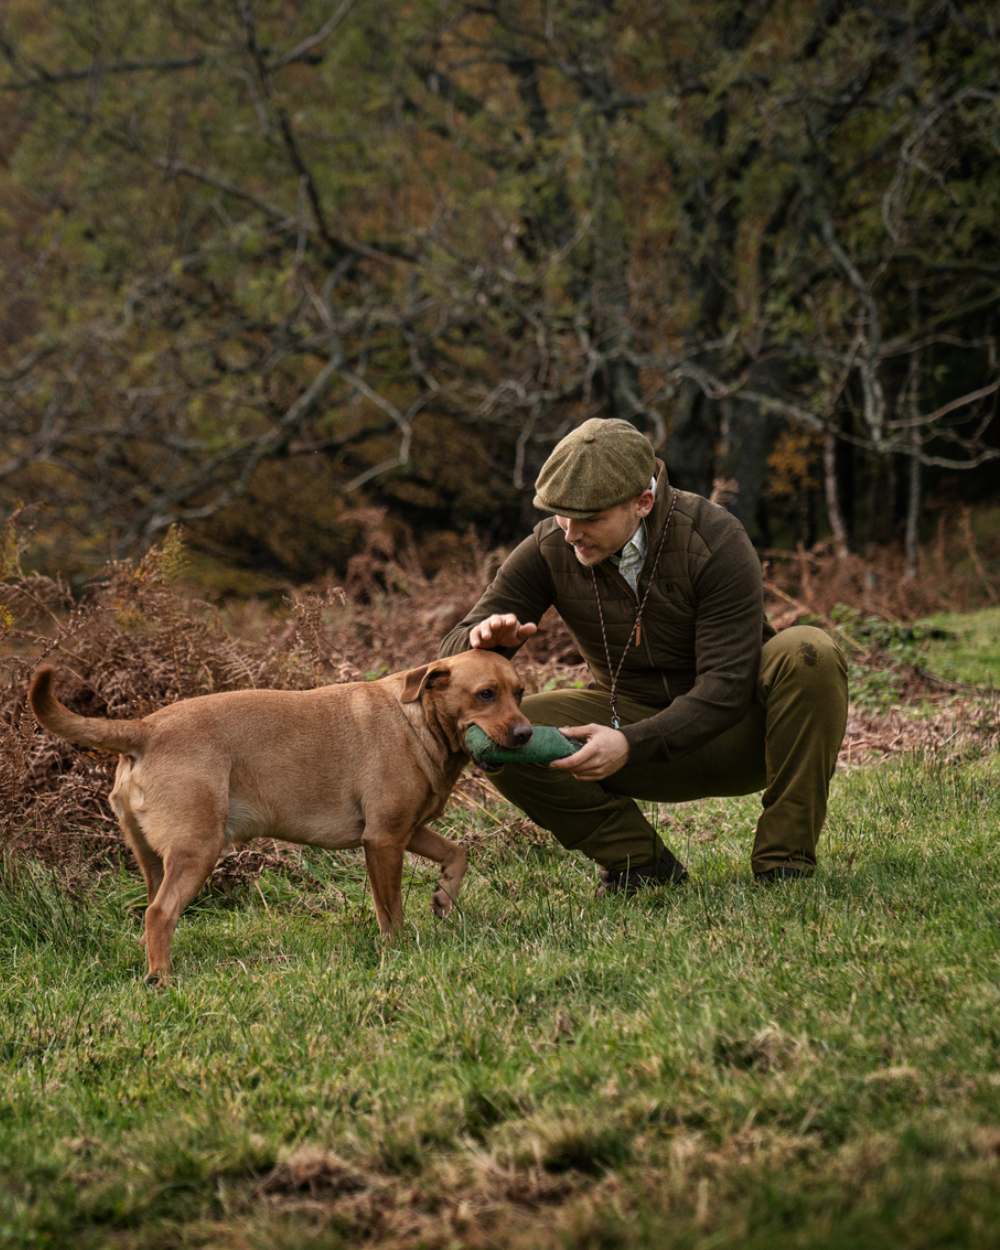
left=590, top=490, right=679, bottom=730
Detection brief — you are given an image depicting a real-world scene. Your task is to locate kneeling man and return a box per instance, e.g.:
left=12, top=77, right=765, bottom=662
left=440, top=418, right=848, bottom=892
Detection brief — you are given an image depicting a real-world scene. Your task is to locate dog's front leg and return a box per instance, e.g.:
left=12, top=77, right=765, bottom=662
left=407, top=825, right=468, bottom=918
left=361, top=831, right=405, bottom=938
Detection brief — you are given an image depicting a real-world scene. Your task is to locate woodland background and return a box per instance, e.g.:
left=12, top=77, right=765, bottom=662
left=1, top=0, right=998, bottom=599
left=2, top=10, right=999, bottom=1246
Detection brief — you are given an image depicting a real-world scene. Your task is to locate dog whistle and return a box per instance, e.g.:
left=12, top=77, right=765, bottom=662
left=634, top=622, right=641, bottom=645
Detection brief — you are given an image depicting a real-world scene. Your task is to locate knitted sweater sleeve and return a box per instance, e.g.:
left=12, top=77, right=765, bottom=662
left=620, top=527, right=763, bottom=760
left=438, top=533, right=555, bottom=659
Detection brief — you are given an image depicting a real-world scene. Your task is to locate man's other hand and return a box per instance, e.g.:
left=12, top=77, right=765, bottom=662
left=469, top=614, right=538, bottom=650
left=549, top=724, right=629, bottom=781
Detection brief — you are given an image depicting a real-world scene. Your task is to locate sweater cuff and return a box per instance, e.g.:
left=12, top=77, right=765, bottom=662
left=621, top=722, right=668, bottom=766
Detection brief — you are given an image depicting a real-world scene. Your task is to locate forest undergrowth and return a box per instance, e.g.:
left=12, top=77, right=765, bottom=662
left=1, top=508, right=997, bottom=886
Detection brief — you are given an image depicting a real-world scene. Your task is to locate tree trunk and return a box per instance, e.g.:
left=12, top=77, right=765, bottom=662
left=667, top=384, right=718, bottom=497
left=903, top=286, right=921, bottom=580
left=718, top=399, right=774, bottom=543
left=823, top=429, right=850, bottom=559
left=903, top=437, right=921, bottom=580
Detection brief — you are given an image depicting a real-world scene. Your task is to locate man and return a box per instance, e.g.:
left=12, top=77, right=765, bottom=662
left=439, top=417, right=848, bottom=892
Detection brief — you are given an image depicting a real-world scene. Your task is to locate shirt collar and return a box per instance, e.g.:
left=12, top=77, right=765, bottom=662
left=614, top=524, right=646, bottom=564
left=611, top=476, right=656, bottom=566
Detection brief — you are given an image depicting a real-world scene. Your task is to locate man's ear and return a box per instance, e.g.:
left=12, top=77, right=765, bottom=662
left=400, top=662, right=451, bottom=703
left=636, top=488, right=655, bottom=517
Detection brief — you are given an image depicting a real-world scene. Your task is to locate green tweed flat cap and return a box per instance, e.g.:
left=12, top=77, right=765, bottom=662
left=533, top=418, right=655, bottom=518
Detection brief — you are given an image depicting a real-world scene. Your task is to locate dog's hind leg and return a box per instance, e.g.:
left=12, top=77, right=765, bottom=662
left=141, top=788, right=226, bottom=984
left=122, top=822, right=164, bottom=952
left=407, top=825, right=468, bottom=919
left=143, top=838, right=223, bottom=985
left=110, top=759, right=164, bottom=911
left=128, top=826, right=164, bottom=906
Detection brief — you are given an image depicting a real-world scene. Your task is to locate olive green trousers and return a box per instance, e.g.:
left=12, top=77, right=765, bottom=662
left=488, top=626, right=849, bottom=877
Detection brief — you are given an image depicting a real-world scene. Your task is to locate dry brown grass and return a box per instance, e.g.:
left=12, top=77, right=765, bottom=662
left=762, top=505, right=999, bottom=629
left=0, top=527, right=578, bottom=882
left=2, top=507, right=996, bottom=885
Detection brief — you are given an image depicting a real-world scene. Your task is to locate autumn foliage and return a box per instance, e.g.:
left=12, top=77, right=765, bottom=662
left=2, top=501, right=997, bottom=883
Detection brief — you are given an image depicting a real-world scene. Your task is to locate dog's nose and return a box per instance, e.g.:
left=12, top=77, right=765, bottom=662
left=510, top=723, right=533, bottom=747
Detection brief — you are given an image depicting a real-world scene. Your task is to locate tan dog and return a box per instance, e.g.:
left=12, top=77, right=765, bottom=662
left=29, top=652, right=531, bottom=983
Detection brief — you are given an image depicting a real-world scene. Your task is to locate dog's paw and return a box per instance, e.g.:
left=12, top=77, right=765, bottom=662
left=144, top=971, right=167, bottom=989
left=431, top=887, right=455, bottom=919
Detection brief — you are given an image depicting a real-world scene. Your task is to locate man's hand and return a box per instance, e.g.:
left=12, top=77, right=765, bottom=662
left=469, top=614, right=538, bottom=650
left=549, top=724, right=629, bottom=781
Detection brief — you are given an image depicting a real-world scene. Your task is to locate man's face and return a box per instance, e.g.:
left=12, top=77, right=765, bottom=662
left=555, top=490, right=654, bottom=567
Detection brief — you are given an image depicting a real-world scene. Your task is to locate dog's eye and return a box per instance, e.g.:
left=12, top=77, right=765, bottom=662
left=476, top=688, right=497, bottom=703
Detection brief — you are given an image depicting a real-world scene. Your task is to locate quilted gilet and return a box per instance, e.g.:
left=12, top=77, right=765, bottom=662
left=441, top=462, right=773, bottom=760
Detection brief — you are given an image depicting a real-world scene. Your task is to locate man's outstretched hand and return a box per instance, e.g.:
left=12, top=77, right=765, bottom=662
left=469, top=614, right=538, bottom=650
left=549, top=724, right=629, bottom=781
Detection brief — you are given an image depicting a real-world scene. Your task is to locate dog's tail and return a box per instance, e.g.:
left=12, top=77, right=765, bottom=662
left=28, top=665, right=148, bottom=755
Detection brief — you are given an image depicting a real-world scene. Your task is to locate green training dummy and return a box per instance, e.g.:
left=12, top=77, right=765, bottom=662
left=464, top=723, right=583, bottom=768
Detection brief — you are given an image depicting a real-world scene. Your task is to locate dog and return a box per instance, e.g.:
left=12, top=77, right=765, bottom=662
left=28, top=651, right=532, bottom=983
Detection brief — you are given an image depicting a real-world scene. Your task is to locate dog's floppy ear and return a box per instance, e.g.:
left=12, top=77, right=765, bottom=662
left=400, top=662, right=451, bottom=703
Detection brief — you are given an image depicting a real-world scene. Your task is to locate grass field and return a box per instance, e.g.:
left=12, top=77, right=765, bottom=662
left=918, top=607, right=1000, bottom=689
left=2, top=640, right=999, bottom=1248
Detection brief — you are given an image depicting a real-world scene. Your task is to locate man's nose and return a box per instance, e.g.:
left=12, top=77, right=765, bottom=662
left=565, top=519, right=582, bottom=542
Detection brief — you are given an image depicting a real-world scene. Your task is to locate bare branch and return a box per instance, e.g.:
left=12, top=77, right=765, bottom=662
left=269, top=0, right=361, bottom=71
left=887, top=377, right=1000, bottom=432
left=0, top=55, right=208, bottom=92
left=819, top=215, right=887, bottom=446
left=140, top=349, right=347, bottom=538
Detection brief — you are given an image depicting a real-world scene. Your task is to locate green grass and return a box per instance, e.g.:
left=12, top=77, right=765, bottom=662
left=917, top=607, right=1000, bottom=688
left=2, top=748, right=999, bottom=1250
left=3, top=615, right=997, bottom=1249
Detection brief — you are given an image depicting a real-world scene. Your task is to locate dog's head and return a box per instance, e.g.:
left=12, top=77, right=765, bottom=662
left=400, top=650, right=532, bottom=752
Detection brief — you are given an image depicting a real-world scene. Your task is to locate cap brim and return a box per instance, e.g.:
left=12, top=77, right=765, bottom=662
left=532, top=491, right=635, bottom=518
